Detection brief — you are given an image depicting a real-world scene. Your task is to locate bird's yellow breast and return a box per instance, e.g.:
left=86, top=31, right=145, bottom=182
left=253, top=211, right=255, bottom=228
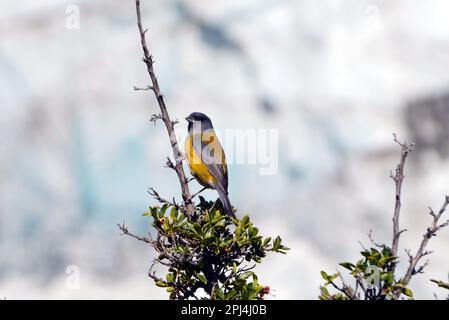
left=185, top=134, right=216, bottom=188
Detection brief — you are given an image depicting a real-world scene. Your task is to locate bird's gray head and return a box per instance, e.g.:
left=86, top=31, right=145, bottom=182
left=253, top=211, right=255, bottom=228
left=186, top=112, right=213, bottom=131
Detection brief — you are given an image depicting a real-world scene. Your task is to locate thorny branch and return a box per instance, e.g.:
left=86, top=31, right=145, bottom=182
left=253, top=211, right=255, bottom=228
left=388, top=135, right=449, bottom=296
left=133, top=85, right=153, bottom=91
left=401, top=196, right=449, bottom=286
left=334, top=271, right=358, bottom=300
left=117, top=221, right=153, bottom=245
left=117, top=0, right=288, bottom=301
left=390, top=133, right=414, bottom=272
left=148, top=187, right=180, bottom=209
left=134, top=0, right=193, bottom=215
left=323, top=134, right=448, bottom=300
left=149, top=113, right=163, bottom=124
left=368, top=230, right=386, bottom=249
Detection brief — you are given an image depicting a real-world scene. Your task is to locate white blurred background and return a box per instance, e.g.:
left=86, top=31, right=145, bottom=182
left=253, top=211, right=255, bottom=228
left=1, top=0, right=449, bottom=299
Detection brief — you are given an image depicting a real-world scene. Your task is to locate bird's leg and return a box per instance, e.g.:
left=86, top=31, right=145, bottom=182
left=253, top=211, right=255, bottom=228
left=188, top=187, right=207, bottom=200
left=187, top=177, right=195, bottom=183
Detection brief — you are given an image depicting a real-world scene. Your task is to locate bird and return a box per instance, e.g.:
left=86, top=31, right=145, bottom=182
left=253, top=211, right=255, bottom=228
left=184, top=112, right=236, bottom=218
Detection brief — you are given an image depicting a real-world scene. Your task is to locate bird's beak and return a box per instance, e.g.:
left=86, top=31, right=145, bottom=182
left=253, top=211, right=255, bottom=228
left=185, top=116, right=193, bottom=122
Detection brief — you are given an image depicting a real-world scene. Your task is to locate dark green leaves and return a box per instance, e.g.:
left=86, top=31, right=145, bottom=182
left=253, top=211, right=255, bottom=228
left=339, top=262, right=355, bottom=271
left=272, top=236, right=290, bottom=254
left=319, top=246, right=415, bottom=300
left=320, top=271, right=339, bottom=285
left=141, top=199, right=288, bottom=300
left=431, top=279, right=449, bottom=290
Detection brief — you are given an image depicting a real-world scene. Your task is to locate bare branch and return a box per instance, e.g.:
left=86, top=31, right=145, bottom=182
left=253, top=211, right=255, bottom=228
left=164, top=157, right=176, bottom=170
left=148, top=187, right=179, bottom=208
left=323, top=136, right=448, bottom=300
left=117, top=221, right=154, bottom=245
left=400, top=196, right=449, bottom=289
left=148, top=261, right=165, bottom=283
left=133, top=85, right=154, bottom=91
left=336, top=270, right=358, bottom=300
left=429, top=207, right=437, bottom=219
left=150, top=113, right=163, bottom=125
left=368, top=230, right=386, bottom=249
left=405, top=248, right=413, bottom=262
left=188, top=187, right=207, bottom=201
left=357, top=240, right=368, bottom=251
left=414, top=260, right=430, bottom=275
left=134, top=0, right=193, bottom=215
left=390, top=134, right=414, bottom=272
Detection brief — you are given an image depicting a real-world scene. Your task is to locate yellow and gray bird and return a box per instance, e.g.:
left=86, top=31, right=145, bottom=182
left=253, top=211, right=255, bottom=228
left=185, top=112, right=236, bottom=218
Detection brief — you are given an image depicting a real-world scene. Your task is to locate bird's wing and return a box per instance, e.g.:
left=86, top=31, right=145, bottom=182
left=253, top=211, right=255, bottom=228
left=192, top=129, right=228, bottom=192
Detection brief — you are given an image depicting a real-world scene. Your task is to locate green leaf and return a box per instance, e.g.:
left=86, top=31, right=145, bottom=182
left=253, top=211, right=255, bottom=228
left=155, top=281, right=167, bottom=287
left=235, top=227, right=242, bottom=238
left=431, top=279, right=449, bottom=290
left=226, top=289, right=237, bottom=300
left=320, top=286, right=330, bottom=296
left=382, top=246, right=393, bottom=257
left=214, top=286, right=225, bottom=300
left=272, top=236, right=283, bottom=251
left=403, top=287, right=413, bottom=298
left=321, top=271, right=329, bottom=281
left=170, top=207, right=177, bottom=218
left=379, top=255, right=396, bottom=266
left=241, top=215, right=250, bottom=226
left=241, top=271, right=255, bottom=281
left=368, top=252, right=382, bottom=264
left=166, top=286, right=175, bottom=293
left=380, top=272, right=394, bottom=286
left=361, top=250, right=371, bottom=258
left=355, top=259, right=365, bottom=270
left=197, top=274, right=207, bottom=284
left=241, top=286, right=249, bottom=300
left=248, top=225, right=254, bottom=237
left=329, top=273, right=339, bottom=282
left=166, top=273, right=175, bottom=283
left=263, top=237, right=271, bottom=247
left=339, top=262, right=355, bottom=271
left=159, top=204, right=169, bottom=217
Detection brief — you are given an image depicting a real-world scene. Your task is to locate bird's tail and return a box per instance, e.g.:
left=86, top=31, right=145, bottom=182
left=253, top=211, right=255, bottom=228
left=215, top=184, right=236, bottom=219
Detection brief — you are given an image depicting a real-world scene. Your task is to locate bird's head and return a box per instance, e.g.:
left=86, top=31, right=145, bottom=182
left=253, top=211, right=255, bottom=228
left=186, top=112, right=213, bottom=131
left=185, top=112, right=211, bottom=123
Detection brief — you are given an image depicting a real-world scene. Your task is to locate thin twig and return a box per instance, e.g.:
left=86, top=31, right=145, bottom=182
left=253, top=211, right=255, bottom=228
left=117, top=221, right=153, bottom=244
left=148, top=187, right=179, bottom=208
left=188, top=187, right=207, bottom=201
left=368, top=230, right=386, bottom=249
left=133, top=85, right=154, bottom=91
left=336, top=270, right=358, bottom=300
left=150, top=113, right=163, bottom=125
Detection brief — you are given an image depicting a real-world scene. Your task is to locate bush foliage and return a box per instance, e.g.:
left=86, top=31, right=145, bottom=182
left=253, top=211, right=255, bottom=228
left=131, top=197, right=289, bottom=300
